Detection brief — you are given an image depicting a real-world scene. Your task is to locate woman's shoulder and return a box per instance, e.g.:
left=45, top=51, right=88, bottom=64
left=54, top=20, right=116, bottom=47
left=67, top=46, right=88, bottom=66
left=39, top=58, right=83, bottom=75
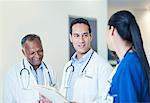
left=124, top=52, right=141, bottom=67
left=120, top=51, right=144, bottom=75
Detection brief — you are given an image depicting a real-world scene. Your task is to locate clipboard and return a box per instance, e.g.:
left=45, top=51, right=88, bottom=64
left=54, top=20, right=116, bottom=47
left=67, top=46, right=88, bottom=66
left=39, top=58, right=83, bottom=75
left=33, top=85, right=69, bottom=103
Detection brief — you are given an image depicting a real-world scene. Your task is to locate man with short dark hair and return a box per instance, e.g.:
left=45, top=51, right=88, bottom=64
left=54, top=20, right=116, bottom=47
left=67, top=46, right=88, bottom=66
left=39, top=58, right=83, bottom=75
left=60, top=18, right=113, bottom=103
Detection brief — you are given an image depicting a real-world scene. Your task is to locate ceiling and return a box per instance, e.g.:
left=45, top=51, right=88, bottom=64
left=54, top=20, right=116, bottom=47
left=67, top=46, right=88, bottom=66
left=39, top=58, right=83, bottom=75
left=108, top=0, right=150, bottom=10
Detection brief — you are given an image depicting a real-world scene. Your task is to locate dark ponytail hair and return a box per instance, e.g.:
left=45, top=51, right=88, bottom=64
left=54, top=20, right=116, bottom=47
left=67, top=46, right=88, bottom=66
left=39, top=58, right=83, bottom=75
left=108, top=10, right=150, bottom=92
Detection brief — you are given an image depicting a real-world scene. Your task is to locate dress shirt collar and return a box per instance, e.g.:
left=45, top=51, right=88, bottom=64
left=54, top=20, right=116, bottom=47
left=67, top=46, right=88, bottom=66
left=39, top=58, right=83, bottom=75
left=71, top=48, right=94, bottom=64
left=23, top=58, right=44, bottom=71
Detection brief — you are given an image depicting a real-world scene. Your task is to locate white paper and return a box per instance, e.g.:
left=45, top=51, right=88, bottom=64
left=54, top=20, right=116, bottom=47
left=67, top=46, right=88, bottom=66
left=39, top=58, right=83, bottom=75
left=33, top=85, right=69, bottom=103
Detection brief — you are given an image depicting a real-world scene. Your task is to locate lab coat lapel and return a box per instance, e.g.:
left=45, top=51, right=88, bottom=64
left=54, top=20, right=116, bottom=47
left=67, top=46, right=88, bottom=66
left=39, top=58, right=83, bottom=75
left=42, top=63, right=50, bottom=86
left=24, top=58, right=37, bottom=87
left=79, top=51, right=94, bottom=77
left=19, top=59, right=39, bottom=102
left=64, top=61, right=73, bottom=88
left=68, top=49, right=94, bottom=79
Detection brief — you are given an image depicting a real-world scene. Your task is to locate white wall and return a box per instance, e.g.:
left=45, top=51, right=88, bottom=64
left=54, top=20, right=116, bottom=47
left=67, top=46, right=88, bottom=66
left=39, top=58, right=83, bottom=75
left=108, top=7, right=150, bottom=63
left=0, top=1, right=108, bottom=102
left=133, top=10, right=150, bottom=62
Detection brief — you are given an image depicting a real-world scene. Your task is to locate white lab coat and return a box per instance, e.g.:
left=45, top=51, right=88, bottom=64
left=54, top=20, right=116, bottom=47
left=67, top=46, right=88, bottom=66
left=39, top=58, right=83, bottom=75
left=3, top=58, right=56, bottom=103
left=60, top=51, right=113, bottom=103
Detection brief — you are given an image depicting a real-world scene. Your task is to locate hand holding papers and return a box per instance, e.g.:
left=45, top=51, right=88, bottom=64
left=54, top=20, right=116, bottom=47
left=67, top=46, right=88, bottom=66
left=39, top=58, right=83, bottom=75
left=33, top=85, right=69, bottom=103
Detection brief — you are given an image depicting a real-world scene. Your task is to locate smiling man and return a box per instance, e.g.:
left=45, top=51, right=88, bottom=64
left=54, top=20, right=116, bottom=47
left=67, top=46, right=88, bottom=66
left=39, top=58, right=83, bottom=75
left=3, top=34, right=56, bottom=103
left=60, top=18, right=113, bottom=103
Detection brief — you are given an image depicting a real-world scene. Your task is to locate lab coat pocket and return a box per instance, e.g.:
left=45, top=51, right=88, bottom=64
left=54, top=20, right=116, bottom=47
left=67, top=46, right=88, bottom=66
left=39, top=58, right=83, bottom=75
left=20, top=89, right=39, bottom=103
left=84, top=73, right=93, bottom=79
left=83, top=70, right=95, bottom=80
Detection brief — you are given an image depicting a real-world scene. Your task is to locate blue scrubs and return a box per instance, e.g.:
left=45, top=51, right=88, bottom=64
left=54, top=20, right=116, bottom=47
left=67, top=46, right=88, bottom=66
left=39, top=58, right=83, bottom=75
left=109, top=51, right=150, bottom=103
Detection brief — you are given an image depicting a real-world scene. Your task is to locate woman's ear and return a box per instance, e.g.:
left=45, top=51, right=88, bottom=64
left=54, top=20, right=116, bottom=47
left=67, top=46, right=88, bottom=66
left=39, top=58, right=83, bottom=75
left=110, top=26, right=115, bottom=36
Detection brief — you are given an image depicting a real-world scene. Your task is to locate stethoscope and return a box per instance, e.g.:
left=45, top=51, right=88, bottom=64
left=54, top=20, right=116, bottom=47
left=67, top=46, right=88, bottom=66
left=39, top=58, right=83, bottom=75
left=20, top=59, right=55, bottom=89
left=64, top=50, right=94, bottom=87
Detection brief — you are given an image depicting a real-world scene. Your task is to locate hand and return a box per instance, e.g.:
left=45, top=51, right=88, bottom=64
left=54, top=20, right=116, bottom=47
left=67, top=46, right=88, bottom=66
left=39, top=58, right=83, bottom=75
left=38, top=94, right=52, bottom=103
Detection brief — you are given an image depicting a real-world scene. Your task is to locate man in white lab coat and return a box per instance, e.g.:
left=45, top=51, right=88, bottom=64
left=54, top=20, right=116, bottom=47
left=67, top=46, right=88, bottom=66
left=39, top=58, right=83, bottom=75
left=3, top=34, right=56, bottom=103
left=60, top=18, right=113, bottom=103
